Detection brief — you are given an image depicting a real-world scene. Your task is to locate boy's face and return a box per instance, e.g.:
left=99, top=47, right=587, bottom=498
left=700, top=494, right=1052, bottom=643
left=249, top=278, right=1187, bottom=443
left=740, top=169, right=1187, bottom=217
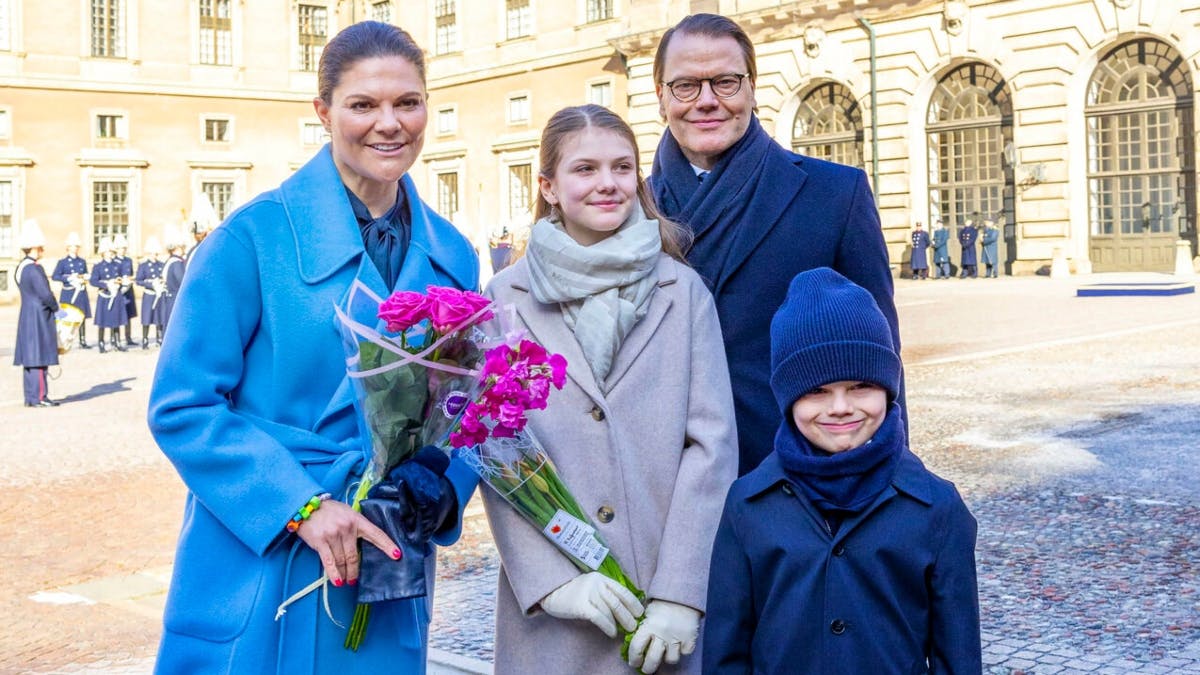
left=791, top=381, right=888, bottom=454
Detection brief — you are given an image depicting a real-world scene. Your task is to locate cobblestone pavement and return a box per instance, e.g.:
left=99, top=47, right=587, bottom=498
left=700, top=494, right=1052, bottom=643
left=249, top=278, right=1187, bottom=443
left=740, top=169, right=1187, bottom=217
left=1, top=273, right=1198, bottom=674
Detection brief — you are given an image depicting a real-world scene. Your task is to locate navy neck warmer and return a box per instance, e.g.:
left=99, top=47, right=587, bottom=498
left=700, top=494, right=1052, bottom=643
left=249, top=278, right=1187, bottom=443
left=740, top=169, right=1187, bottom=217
left=775, top=403, right=905, bottom=515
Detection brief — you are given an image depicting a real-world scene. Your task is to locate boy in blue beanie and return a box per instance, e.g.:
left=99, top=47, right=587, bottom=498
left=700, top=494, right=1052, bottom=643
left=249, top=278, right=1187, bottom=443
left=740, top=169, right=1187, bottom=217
left=702, top=268, right=981, bottom=674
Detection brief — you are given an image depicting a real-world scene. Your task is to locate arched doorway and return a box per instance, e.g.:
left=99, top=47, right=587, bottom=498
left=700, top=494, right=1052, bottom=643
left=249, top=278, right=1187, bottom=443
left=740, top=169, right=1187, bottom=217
left=1086, top=38, right=1195, bottom=272
left=926, top=62, right=1015, bottom=273
left=791, top=81, right=864, bottom=169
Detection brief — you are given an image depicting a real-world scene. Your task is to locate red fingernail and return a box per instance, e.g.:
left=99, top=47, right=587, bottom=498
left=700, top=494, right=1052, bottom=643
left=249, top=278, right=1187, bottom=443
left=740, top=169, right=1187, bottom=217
left=393, top=549, right=403, bottom=560
left=333, top=578, right=344, bottom=587
left=348, top=578, right=358, bottom=586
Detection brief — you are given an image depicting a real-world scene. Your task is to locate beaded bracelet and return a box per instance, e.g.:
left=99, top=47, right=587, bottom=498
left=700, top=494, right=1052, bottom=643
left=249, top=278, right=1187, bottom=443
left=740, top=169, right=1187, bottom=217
left=286, top=492, right=333, bottom=533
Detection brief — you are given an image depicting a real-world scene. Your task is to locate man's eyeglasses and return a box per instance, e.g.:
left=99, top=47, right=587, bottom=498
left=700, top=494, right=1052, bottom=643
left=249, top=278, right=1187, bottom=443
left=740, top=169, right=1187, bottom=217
left=661, top=73, right=749, bottom=103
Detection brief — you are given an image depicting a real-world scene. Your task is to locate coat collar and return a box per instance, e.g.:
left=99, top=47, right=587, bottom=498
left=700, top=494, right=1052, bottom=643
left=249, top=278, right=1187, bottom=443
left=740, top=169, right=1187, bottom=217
left=279, top=145, right=476, bottom=294
left=743, top=447, right=935, bottom=507
left=501, top=254, right=679, bottom=399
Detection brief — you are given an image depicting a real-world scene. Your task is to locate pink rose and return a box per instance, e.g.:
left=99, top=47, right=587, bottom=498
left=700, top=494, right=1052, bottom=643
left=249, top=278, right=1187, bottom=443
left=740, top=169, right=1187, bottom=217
left=426, top=286, right=494, bottom=333
left=378, top=290, right=430, bottom=333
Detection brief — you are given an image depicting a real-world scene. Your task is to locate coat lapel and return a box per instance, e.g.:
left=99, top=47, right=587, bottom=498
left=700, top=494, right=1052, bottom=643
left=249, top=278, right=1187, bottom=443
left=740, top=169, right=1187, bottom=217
left=712, top=153, right=808, bottom=294
left=603, top=258, right=677, bottom=392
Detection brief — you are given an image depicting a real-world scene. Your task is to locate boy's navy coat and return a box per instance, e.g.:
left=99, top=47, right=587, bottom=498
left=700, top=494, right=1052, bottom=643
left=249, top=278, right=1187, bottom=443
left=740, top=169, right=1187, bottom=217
left=704, top=450, right=982, bottom=674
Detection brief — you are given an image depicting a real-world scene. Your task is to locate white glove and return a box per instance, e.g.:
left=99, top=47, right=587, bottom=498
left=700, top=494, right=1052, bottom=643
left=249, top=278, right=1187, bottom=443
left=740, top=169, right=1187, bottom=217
left=627, top=599, right=701, bottom=673
left=539, top=572, right=645, bottom=639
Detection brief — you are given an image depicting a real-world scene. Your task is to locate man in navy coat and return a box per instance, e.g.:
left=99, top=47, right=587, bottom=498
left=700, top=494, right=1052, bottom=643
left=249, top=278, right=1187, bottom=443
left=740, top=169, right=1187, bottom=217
left=958, top=214, right=979, bottom=279
left=12, top=220, right=60, bottom=407
left=649, top=13, right=900, bottom=474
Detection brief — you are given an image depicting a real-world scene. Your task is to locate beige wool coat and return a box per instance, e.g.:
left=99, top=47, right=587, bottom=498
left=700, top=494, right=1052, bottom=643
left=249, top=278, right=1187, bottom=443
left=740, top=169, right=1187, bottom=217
left=481, top=253, right=738, bottom=674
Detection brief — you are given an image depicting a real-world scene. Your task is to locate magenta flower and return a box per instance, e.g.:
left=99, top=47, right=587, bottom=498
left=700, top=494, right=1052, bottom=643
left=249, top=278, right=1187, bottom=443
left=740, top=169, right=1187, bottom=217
left=426, top=286, right=495, bottom=333
left=378, top=290, right=431, bottom=333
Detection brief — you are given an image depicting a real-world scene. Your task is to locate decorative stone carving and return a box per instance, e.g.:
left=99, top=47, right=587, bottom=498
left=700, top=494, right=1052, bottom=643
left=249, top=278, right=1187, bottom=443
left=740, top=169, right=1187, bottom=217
left=944, top=1, right=967, bottom=36
left=803, top=25, right=826, bottom=58
left=1113, top=0, right=1134, bottom=8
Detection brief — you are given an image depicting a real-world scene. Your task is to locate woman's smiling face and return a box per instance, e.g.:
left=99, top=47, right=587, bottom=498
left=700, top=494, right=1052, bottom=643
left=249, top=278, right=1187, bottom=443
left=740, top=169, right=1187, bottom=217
left=314, top=55, right=428, bottom=200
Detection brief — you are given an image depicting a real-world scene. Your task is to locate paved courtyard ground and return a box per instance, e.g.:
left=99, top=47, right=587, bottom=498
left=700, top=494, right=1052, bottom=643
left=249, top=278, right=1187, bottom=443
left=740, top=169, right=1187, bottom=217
left=1, top=272, right=1198, bottom=674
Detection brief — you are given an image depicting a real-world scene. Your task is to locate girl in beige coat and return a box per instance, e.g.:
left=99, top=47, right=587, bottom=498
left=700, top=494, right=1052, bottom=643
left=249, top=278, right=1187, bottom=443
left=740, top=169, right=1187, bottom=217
left=482, top=105, right=738, bottom=674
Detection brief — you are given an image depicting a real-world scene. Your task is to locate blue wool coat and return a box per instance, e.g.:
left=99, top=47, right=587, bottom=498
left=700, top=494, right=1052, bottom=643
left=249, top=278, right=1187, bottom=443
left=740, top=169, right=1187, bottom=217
left=136, top=258, right=166, bottom=326
left=704, top=451, right=982, bottom=674
left=980, top=227, right=999, bottom=266
left=51, top=254, right=92, bottom=317
left=13, top=256, right=60, bottom=367
left=91, top=258, right=128, bottom=328
left=932, top=228, right=951, bottom=264
left=651, top=135, right=899, bottom=474
left=147, top=145, right=480, bottom=675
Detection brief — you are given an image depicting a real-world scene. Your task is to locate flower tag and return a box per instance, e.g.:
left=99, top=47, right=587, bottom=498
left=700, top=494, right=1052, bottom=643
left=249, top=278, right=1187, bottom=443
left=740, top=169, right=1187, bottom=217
left=543, top=509, right=609, bottom=571
left=440, top=390, right=471, bottom=418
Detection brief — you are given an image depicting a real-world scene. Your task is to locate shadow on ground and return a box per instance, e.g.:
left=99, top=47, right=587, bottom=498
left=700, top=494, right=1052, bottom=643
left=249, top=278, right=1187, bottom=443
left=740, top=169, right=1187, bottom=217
left=57, top=377, right=138, bottom=404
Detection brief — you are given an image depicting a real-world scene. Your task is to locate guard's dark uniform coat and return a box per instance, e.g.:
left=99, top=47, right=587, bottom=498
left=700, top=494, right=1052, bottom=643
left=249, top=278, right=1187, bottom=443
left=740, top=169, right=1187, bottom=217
left=51, top=254, right=92, bottom=317
left=91, top=257, right=129, bottom=328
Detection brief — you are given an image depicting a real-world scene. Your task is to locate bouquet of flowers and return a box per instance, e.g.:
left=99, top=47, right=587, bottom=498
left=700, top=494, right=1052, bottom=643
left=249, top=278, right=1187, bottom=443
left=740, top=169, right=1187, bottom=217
left=450, top=342, right=647, bottom=659
left=331, top=281, right=494, bottom=650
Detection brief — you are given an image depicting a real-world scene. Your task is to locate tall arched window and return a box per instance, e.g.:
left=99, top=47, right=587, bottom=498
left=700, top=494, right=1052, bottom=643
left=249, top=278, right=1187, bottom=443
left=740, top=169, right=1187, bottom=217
left=791, top=81, right=863, bottom=168
left=1085, top=38, right=1194, bottom=271
left=926, top=63, right=1014, bottom=242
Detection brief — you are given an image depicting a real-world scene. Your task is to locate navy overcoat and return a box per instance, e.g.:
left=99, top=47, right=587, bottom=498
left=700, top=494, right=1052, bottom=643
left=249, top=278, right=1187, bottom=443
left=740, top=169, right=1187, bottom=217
left=704, top=451, right=982, bottom=674
left=91, top=258, right=128, bottom=328
left=13, top=256, right=60, bottom=367
left=651, top=128, right=899, bottom=474
left=932, top=228, right=951, bottom=264
left=958, top=225, right=978, bottom=266
left=136, top=259, right=166, bottom=325
left=911, top=229, right=930, bottom=271
left=51, top=254, right=91, bottom=317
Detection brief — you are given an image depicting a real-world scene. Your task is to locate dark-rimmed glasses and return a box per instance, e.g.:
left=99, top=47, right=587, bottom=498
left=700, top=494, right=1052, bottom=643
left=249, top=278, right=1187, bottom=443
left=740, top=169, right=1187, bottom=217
left=661, top=73, right=749, bottom=103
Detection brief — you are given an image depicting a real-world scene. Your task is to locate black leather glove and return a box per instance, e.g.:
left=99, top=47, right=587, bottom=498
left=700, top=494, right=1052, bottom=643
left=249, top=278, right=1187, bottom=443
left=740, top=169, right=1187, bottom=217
left=356, top=446, right=458, bottom=603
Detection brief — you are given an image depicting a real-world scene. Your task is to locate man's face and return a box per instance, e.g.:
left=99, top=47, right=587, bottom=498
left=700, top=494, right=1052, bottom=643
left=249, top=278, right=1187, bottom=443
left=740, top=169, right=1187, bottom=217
left=656, top=33, right=756, bottom=171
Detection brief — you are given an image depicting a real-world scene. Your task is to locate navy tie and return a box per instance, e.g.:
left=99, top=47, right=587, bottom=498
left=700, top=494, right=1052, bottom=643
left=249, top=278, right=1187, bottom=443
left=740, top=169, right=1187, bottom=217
left=698, top=171, right=709, bottom=183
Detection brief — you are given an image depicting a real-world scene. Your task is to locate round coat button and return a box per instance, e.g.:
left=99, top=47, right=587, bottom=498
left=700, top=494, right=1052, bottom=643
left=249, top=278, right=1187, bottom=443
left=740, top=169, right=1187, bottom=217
left=596, top=506, right=614, bottom=523
left=590, top=406, right=606, bottom=421
left=830, top=619, right=847, bottom=635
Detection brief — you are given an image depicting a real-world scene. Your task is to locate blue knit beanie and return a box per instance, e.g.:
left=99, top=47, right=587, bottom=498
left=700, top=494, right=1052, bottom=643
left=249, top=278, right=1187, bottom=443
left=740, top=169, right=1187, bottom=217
left=769, top=268, right=901, bottom=415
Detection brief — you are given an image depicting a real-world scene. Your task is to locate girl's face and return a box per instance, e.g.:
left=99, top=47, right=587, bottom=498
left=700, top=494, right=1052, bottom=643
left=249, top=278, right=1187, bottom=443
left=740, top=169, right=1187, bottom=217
left=539, top=127, right=639, bottom=246
left=313, top=55, right=427, bottom=202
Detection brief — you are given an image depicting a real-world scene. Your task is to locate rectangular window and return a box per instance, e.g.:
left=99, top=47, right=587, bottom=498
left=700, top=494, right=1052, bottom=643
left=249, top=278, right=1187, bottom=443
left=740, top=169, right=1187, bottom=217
left=91, top=0, right=124, bottom=57
left=95, top=113, right=127, bottom=140
left=437, top=172, right=459, bottom=218
left=297, top=4, right=328, bottom=72
left=202, top=181, right=234, bottom=220
left=92, top=181, right=129, bottom=252
left=434, top=0, right=458, bottom=55
left=505, top=0, right=531, bottom=40
left=436, top=107, right=457, bottom=135
left=302, top=121, right=329, bottom=146
left=586, top=0, right=613, bottom=23
left=0, top=180, right=13, bottom=259
left=370, top=1, right=391, bottom=22
left=587, top=82, right=612, bottom=108
left=198, top=0, right=233, bottom=66
left=508, top=164, right=531, bottom=221
left=507, top=95, right=529, bottom=124
left=204, top=117, right=230, bottom=142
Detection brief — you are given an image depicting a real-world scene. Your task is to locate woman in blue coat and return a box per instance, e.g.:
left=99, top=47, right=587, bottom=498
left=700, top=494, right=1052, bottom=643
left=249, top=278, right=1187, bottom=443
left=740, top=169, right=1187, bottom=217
left=50, top=232, right=92, bottom=349
left=146, top=22, right=479, bottom=675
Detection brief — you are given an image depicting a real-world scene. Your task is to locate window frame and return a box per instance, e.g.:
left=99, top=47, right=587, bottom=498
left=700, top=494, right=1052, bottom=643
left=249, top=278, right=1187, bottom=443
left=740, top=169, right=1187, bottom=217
left=89, top=0, right=125, bottom=58
left=92, top=110, right=129, bottom=145
left=506, top=93, right=531, bottom=126
left=434, top=0, right=459, bottom=56
left=201, top=114, right=233, bottom=144
left=197, top=0, right=233, bottom=66
left=296, top=3, right=329, bottom=72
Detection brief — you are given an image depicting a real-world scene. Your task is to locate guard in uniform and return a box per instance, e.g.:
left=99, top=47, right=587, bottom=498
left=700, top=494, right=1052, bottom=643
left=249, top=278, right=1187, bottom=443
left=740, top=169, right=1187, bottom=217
left=932, top=218, right=951, bottom=279
left=980, top=219, right=1000, bottom=278
left=136, top=237, right=167, bottom=348
left=91, top=237, right=128, bottom=353
left=958, top=215, right=979, bottom=279
left=50, top=232, right=92, bottom=349
left=114, top=234, right=137, bottom=346
left=13, top=220, right=60, bottom=407
left=910, top=221, right=930, bottom=280
left=161, top=240, right=186, bottom=335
